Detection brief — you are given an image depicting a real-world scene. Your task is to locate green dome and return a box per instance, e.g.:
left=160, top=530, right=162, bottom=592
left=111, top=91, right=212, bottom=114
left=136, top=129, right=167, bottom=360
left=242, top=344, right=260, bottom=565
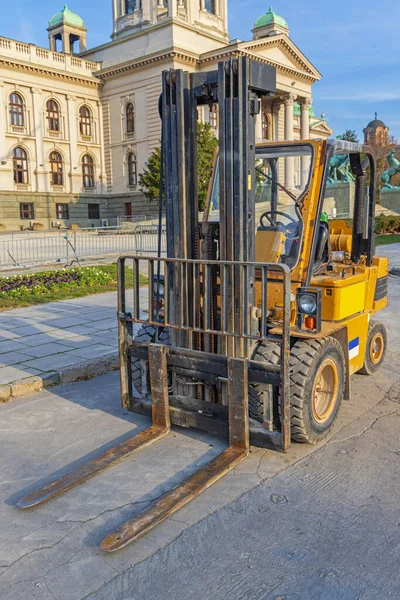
left=49, top=4, right=84, bottom=29
left=255, top=6, right=288, bottom=29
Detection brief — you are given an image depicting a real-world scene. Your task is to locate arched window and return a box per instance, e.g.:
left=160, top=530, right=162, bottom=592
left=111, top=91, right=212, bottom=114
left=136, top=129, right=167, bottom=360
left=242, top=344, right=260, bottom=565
left=50, top=151, right=63, bottom=186
left=47, top=99, right=60, bottom=132
left=82, top=154, right=95, bottom=188
left=126, top=103, right=135, bottom=134
left=262, top=112, right=269, bottom=140
left=79, top=105, right=92, bottom=137
left=9, top=93, right=24, bottom=127
left=125, top=0, right=137, bottom=13
left=127, top=153, right=137, bottom=186
left=209, top=105, right=218, bottom=129
left=204, top=0, right=216, bottom=14
left=13, top=147, right=29, bottom=184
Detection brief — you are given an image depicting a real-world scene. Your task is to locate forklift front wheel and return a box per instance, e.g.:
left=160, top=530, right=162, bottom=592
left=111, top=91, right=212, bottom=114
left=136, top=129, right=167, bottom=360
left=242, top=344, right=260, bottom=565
left=285, top=337, right=345, bottom=444
left=359, top=321, right=387, bottom=376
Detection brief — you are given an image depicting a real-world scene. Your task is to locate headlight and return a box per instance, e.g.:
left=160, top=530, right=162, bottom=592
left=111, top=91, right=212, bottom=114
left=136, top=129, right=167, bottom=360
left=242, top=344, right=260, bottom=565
left=298, top=293, right=317, bottom=314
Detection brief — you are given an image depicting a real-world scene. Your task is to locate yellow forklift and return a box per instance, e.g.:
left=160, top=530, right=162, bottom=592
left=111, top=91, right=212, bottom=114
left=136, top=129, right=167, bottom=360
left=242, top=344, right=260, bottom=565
left=18, top=58, right=388, bottom=551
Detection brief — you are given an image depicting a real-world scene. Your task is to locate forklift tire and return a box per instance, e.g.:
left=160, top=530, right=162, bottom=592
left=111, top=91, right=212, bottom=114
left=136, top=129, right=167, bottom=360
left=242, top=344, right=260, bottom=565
left=285, top=337, right=345, bottom=444
left=249, top=342, right=281, bottom=423
left=359, top=321, right=387, bottom=376
left=132, top=325, right=169, bottom=396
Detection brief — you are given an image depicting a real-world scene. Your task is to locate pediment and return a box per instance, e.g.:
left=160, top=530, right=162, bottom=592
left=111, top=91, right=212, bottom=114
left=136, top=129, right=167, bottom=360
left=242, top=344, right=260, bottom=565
left=239, top=36, right=321, bottom=82
left=311, top=120, right=333, bottom=135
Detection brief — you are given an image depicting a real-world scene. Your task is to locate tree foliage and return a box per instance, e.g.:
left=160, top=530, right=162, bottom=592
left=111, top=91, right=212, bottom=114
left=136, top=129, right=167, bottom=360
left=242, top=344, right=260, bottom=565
left=138, top=146, right=162, bottom=203
left=336, top=129, right=360, bottom=143
left=138, top=122, right=218, bottom=211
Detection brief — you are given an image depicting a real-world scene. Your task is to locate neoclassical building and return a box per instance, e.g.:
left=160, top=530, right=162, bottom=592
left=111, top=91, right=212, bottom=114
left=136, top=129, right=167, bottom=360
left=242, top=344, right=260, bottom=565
left=0, top=3, right=332, bottom=230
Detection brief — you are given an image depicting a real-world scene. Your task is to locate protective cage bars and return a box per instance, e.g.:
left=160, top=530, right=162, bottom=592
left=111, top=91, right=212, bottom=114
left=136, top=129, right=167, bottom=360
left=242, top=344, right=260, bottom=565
left=117, top=254, right=292, bottom=451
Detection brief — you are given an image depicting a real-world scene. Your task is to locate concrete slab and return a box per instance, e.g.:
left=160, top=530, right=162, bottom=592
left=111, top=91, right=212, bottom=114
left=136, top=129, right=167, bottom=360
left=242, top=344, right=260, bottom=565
left=0, top=365, right=43, bottom=384
left=19, top=342, right=76, bottom=359
left=20, top=352, right=85, bottom=373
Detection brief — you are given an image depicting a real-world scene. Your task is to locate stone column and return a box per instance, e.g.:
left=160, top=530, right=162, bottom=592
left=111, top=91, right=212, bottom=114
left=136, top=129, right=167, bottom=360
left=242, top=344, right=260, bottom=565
left=0, top=82, right=5, bottom=160
left=256, top=101, right=263, bottom=141
left=284, top=93, right=296, bottom=189
left=31, top=88, right=47, bottom=192
left=66, top=95, right=78, bottom=193
left=272, top=101, right=281, bottom=141
left=112, top=0, right=119, bottom=34
left=97, top=101, right=106, bottom=194
left=300, top=97, right=312, bottom=187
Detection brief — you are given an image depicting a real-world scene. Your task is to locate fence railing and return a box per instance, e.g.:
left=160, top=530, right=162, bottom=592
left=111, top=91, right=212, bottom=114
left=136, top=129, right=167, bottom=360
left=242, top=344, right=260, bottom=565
left=0, top=225, right=167, bottom=269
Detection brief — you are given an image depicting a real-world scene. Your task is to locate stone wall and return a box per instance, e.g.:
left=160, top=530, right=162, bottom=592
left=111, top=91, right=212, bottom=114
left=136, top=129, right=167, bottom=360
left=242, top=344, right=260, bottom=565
left=0, top=191, right=160, bottom=231
left=324, top=183, right=355, bottom=219
left=380, top=189, right=400, bottom=214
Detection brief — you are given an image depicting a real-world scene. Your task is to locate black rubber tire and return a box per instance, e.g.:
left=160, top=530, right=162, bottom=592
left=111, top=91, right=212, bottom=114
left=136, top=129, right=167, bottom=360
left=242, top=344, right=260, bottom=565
left=284, top=337, right=345, bottom=444
left=132, top=323, right=158, bottom=396
left=359, top=321, right=387, bottom=375
left=249, top=342, right=281, bottom=423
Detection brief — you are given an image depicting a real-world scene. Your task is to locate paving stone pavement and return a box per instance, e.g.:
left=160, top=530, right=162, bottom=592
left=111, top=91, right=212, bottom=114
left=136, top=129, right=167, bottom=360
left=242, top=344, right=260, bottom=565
left=0, top=291, right=142, bottom=390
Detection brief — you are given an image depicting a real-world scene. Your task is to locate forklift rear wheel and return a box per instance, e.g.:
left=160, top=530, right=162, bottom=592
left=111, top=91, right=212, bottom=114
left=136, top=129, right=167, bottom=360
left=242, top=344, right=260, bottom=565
left=359, top=321, right=387, bottom=375
left=132, top=325, right=169, bottom=396
left=286, top=337, right=345, bottom=444
left=249, top=342, right=281, bottom=423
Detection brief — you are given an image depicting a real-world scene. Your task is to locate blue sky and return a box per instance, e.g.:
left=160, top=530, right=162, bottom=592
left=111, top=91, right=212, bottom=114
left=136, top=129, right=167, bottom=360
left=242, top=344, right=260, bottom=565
left=2, top=0, right=399, bottom=140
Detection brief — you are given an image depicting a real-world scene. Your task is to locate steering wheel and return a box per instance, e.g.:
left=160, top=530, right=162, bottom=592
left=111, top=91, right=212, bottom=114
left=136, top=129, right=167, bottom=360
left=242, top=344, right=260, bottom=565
left=259, top=210, right=297, bottom=229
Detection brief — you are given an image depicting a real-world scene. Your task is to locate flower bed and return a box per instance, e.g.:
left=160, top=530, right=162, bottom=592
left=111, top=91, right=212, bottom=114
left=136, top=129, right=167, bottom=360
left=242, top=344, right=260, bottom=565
left=0, top=268, right=113, bottom=300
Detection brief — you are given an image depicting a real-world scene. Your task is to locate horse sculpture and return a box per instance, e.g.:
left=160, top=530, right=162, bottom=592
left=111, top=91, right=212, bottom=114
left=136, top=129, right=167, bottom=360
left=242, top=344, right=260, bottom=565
left=328, top=154, right=355, bottom=184
left=380, top=149, right=400, bottom=189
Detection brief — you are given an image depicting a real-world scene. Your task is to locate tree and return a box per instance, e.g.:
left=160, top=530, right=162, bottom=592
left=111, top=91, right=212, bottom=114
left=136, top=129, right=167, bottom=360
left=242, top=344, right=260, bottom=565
left=138, top=146, right=162, bottom=203
left=139, top=122, right=218, bottom=211
left=336, top=129, right=360, bottom=143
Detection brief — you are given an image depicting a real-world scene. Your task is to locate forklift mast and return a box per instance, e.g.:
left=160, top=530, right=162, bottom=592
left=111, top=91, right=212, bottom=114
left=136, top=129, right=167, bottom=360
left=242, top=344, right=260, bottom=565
left=161, top=57, right=276, bottom=355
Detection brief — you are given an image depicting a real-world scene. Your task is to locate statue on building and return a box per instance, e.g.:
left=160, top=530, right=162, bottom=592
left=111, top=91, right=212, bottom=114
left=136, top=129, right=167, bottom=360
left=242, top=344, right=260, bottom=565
left=380, top=149, right=400, bottom=189
left=327, top=154, right=355, bottom=184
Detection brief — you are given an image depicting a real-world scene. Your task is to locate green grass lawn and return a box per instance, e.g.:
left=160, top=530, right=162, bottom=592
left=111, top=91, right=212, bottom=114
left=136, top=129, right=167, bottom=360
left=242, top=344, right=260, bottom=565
left=376, top=234, right=400, bottom=246
left=0, top=264, right=148, bottom=311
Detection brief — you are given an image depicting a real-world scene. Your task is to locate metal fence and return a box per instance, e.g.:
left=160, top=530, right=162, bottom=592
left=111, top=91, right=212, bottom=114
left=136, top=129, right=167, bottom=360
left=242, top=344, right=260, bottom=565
left=0, top=225, right=167, bottom=269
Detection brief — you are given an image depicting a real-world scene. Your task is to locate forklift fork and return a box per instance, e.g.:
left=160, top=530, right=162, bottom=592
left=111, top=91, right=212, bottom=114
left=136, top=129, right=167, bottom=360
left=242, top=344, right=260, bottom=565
left=17, top=345, right=249, bottom=553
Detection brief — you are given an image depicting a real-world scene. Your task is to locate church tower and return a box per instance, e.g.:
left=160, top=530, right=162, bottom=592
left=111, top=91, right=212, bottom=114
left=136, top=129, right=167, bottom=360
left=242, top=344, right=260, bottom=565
left=111, top=0, right=229, bottom=44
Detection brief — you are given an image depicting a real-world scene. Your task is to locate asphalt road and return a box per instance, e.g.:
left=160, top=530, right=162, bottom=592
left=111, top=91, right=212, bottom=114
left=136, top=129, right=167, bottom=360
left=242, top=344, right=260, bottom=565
left=0, top=250, right=399, bottom=600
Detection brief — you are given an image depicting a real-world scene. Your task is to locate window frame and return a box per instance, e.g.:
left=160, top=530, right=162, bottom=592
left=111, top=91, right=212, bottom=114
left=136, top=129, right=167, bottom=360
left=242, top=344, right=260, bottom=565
left=19, top=203, right=34, bottom=220
left=46, top=98, right=60, bottom=132
left=209, top=104, right=218, bottom=130
left=127, top=152, right=137, bottom=186
left=126, top=102, right=135, bottom=135
left=88, top=203, right=100, bottom=220
left=79, top=105, right=92, bottom=137
left=13, top=147, right=29, bottom=184
left=261, top=112, right=269, bottom=140
left=204, top=0, right=216, bottom=14
left=56, top=203, right=69, bottom=219
left=49, top=151, right=64, bottom=186
left=125, top=0, right=137, bottom=13
left=9, top=92, right=24, bottom=127
left=82, top=154, right=95, bottom=188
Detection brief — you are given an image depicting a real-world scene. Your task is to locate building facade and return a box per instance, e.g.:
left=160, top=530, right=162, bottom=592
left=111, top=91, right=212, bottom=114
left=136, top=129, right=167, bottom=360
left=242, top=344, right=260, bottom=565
left=0, top=3, right=332, bottom=231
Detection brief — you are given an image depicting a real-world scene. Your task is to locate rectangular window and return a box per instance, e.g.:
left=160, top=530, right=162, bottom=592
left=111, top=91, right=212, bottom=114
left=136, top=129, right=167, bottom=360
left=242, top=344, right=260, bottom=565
left=125, top=202, right=133, bottom=217
left=88, top=204, right=100, bottom=220
left=56, top=203, right=69, bottom=219
left=20, top=203, right=34, bottom=220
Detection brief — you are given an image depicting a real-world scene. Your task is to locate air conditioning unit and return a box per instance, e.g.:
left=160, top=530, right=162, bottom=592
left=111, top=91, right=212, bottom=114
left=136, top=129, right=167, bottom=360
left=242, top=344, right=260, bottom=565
left=101, top=219, right=109, bottom=228
left=51, top=220, right=61, bottom=228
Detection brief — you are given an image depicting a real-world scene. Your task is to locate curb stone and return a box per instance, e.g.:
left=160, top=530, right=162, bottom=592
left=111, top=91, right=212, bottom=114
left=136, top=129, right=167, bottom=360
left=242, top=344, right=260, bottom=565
left=1, top=351, right=119, bottom=402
